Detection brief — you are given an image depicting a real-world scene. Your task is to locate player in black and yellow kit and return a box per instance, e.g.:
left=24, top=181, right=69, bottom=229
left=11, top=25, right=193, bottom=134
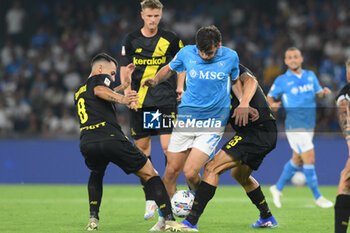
left=75, top=53, right=188, bottom=232
left=119, top=0, right=185, bottom=224
left=174, top=65, right=278, bottom=231
left=335, top=58, right=350, bottom=233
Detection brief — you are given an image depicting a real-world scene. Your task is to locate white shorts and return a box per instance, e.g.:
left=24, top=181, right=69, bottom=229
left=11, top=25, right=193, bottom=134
left=285, top=129, right=314, bottom=154
left=168, top=129, right=224, bottom=157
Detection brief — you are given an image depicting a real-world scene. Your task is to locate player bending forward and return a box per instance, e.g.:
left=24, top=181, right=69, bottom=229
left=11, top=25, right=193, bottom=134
left=75, top=53, right=188, bottom=232
left=178, top=64, right=278, bottom=231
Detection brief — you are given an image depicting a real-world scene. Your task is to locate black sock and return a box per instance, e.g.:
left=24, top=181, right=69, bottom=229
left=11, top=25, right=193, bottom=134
left=140, top=156, right=152, bottom=201
left=186, top=181, right=216, bottom=226
left=145, top=176, right=174, bottom=221
left=88, top=170, right=105, bottom=220
left=335, top=194, right=350, bottom=233
left=247, top=186, right=272, bottom=220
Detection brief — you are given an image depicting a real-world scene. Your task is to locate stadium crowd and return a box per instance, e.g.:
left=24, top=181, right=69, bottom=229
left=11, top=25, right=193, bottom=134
left=0, top=0, right=349, bottom=138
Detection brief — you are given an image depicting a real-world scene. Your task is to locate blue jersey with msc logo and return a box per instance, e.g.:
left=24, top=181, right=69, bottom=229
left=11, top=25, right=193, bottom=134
left=268, top=69, right=322, bottom=130
left=169, top=45, right=239, bottom=126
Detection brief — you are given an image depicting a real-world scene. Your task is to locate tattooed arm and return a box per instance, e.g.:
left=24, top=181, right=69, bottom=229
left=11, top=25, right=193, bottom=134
left=94, top=86, right=138, bottom=105
left=338, top=99, right=350, bottom=143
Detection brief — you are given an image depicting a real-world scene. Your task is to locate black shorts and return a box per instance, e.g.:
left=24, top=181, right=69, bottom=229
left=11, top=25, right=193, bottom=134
left=80, top=137, right=148, bottom=174
left=130, top=105, right=177, bottom=140
left=222, top=120, right=277, bottom=170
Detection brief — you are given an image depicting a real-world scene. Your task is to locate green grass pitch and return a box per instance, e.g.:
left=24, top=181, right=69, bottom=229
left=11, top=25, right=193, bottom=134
left=0, top=185, right=336, bottom=233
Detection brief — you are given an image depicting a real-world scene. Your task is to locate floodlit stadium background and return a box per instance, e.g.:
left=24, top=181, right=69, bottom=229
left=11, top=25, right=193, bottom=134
left=0, top=0, right=348, bottom=184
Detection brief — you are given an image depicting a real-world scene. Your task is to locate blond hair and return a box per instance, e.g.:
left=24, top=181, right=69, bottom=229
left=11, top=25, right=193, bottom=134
left=285, top=47, right=302, bottom=57
left=346, top=58, right=350, bottom=72
left=141, top=0, right=163, bottom=11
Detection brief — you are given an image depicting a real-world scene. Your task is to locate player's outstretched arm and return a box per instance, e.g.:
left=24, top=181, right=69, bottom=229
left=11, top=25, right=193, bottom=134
left=142, top=64, right=176, bottom=88
left=94, top=86, right=139, bottom=106
left=114, top=83, right=129, bottom=94
left=115, top=63, right=136, bottom=93
left=119, top=66, right=131, bottom=94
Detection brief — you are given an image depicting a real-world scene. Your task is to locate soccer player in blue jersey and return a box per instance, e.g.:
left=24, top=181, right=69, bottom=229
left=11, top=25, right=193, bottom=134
left=179, top=64, right=278, bottom=231
left=143, top=25, right=257, bottom=231
left=268, top=47, right=333, bottom=208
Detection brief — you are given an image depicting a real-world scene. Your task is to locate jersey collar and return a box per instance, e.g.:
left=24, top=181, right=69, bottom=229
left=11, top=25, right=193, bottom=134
left=286, top=69, right=304, bottom=78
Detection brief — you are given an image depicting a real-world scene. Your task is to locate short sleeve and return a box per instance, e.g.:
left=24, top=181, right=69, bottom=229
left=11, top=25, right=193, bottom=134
left=268, top=78, right=284, bottom=98
left=91, top=75, right=113, bottom=89
left=169, top=48, right=186, bottom=73
left=168, top=36, right=184, bottom=57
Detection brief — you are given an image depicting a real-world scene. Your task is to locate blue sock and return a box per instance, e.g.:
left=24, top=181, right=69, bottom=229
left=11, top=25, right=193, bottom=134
left=276, top=160, right=300, bottom=191
left=303, top=164, right=321, bottom=200
left=158, top=208, right=163, bottom=217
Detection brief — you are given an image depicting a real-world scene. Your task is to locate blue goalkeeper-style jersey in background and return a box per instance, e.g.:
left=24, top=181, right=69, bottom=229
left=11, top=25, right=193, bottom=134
left=268, top=69, right=322, bottom=130
left=169, top=45, right=239, bottom=126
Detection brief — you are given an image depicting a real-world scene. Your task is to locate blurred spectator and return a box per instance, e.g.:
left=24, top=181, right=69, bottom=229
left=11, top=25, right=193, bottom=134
left=41, top=107, right=60, bottom=137
left=0, top=99, right=13, bottom=136
left=8, top=90, right=31, bottom=132
left=31, top=27, right=50, bottom=48
left=63, top=66, right=81, bottom=91
left=25, top=112, right=40, bottom=136
left=59, top=108, right=79, bottom=135
left=172, top=16, right=197, bottom=42
left=5, top=1, right=25, bottom=45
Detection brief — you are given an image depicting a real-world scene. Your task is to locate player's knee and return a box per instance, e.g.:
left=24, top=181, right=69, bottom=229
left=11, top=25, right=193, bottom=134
left=183, top=168, right=198, bottom=180
left=164, top=164, right=182, bottom=178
